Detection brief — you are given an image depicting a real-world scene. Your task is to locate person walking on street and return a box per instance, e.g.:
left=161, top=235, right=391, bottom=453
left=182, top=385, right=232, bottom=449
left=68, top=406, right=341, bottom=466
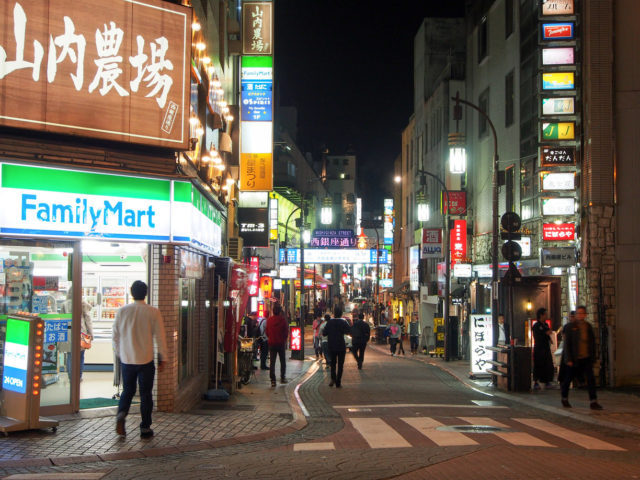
left=532, top=307, right=554, bottom=390
left=351, top=313, right=371, bottom=369
left=312, top=315, right=323, bottom=360
left=388, top=318, right=402, bottom=356
left=397, top=320, right=406, bottom=355
left=257, top=314, right=269, bottom=370
left=112, top=281, right=167, bottom=438
left=319, top=314, right=331, bottom=369
left=561, top=306, right=603, bottom=410
left=409, top=315, right=420, bottom=355
left=266, top=303, right=289, bottom=387
left=322, top=306, right=351, bottom=387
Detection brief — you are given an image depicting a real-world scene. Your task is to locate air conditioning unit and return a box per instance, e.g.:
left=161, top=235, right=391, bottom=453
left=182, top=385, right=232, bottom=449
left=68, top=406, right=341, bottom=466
left=228, top=236, right=243, bottom=261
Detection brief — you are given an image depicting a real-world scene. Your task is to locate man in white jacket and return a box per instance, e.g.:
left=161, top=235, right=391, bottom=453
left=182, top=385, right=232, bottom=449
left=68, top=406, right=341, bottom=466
left=113, top=281, right=167, bottom=438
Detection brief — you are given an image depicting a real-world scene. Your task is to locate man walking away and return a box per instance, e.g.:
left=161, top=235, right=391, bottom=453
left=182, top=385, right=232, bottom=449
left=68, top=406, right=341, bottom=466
left=351, top=313, right=371, bottom=369
left=266, top=303, right=289, bottom=387
left=561, top=305, right=603, bottom=410
left=409, top=315, right=420, bottom=355
left=323, top=306, right=351, bottom=387
left=113, top=281, right=167, bottom=438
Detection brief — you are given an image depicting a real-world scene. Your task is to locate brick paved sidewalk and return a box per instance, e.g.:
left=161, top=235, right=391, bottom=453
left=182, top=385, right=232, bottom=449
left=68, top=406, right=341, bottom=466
left=0, top=356, right=318, bottom=468
left=369, top=343, right=640, bottom=434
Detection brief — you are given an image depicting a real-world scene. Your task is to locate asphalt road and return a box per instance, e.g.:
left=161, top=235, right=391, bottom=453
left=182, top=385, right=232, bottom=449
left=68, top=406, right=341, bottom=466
left=2, top=346, right=640, bottom=479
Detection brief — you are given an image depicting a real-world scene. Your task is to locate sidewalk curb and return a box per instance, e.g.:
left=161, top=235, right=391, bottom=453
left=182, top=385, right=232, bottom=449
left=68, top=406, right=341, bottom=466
left=369, top=344, right=640, bottom=435
left=0, top=359, right=319, bottom=470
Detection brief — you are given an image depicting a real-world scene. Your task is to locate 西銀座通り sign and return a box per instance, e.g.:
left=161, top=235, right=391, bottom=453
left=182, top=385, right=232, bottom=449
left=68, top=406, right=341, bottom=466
left=0, top=0, right=191, bottom=149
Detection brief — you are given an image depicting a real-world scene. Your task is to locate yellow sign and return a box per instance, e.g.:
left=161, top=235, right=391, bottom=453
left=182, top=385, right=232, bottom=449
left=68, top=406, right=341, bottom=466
left=542, top=122, right=575, bottom=140
left=240, top=153, right=273, bottom=191
left=542, top=72, right=574, bottom=90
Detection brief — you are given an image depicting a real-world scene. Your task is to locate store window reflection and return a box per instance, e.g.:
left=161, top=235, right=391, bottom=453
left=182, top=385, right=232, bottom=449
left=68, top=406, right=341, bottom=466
left=0, top=242, right=74, bottom=408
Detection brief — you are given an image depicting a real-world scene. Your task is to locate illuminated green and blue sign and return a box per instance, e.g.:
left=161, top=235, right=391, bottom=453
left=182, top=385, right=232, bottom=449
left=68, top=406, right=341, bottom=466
left=2, top=318, right=30, bottom=394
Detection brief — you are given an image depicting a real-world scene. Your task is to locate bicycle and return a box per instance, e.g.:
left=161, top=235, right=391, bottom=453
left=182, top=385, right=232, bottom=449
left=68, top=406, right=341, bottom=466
left=237, top=336, right=255, bottom=386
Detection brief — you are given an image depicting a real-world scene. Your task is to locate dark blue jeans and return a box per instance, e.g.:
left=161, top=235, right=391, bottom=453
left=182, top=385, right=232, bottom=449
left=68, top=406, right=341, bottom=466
left=118, top=361, right=155, bottom=429
left=561, top=358, right=597, bottom=401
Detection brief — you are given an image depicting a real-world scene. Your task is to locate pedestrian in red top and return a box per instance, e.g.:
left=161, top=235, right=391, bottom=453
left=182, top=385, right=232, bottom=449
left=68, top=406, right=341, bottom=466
left=266, top=303, right=289, bottom=387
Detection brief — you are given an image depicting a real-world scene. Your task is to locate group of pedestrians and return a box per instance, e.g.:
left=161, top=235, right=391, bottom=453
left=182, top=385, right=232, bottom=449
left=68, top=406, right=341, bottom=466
left=530, top=305, right=603, bottom=410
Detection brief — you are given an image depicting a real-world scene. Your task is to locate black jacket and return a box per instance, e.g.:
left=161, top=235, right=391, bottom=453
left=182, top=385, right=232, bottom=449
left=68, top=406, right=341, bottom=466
left=351, top=319, right=371, bottom=344
left=563, top=320, right=595, bottom=364
left=322, top=317, right=351, bottom=352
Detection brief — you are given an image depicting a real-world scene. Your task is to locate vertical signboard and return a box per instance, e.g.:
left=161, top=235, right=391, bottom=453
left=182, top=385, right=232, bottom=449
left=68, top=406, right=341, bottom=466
left=242, top=2, right=273, bottom=55
left=470, top=314, right=493, bottom=375
left=421, top=228, right=443, bottom=259
left=247, top=256, right=260, bottom=296
left=2, top=318, right=30, bottom=394
left=383, top=198, right=394, bottom=245
left=240, top=56, right=273, bottom=191
left=450, top=220, right=467, bottom=267
left=409, top=245, right=419, bottom=292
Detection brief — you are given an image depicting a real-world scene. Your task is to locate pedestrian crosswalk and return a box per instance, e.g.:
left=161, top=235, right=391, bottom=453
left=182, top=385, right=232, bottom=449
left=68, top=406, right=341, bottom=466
left=293, top=416, right=625, bottom=452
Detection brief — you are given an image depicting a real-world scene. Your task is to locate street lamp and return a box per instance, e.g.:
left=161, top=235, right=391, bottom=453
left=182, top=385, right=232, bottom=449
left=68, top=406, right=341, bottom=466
left=451, top=91, right=500, bottom=335
left=320, top=196, right=333, bottom=225
left=416, top=190, right=430, bottom=222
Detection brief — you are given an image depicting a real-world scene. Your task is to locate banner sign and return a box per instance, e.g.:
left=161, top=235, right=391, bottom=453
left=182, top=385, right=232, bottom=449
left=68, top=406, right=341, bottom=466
left=542, top=47, right=575, bottom=65
left=542, top=72, right=575, bottom=90
left=540, top=172, right=575, bottom=191
left=542, top=23, right=574, bottom=40
left=247, top=256, right=259, bottom=296
left=240, top=56, right=273, bottom=191
left=543, top=223, right=575, bottom=241
left=238, top=206, right=269, bottom=247
left=279, top=248, right=388, bottom=265
left=279, top=264, right=297, bottom=279
left=541, top=247, right=576, bottom=267
left=2, top=317, right=31, bottom=393
left=540, top=146, right=576, bottom=166
left=542, top=97, right=575, bottom=115
left=470, top=314, right=493, bottom=375
left=409, top=245, right=419, bottom=292
left=383, top=199, right=394, bottom=245
left=290, top=326, right=302, bottom=351
left=242, top=2, right=273, bottom=55
left=453, top=263, right=472, bottom=278
left=442, top=191, right=467, bottom=215
left=542, top=0, right=574, bottom=15
left=421, top=228, right=443, bottom=259
left=542, top=197, right=575, bottom=216
left=0, top=163, right=222, bottom=254
left=0, top=0, right=191, bottom=149
left=542, top=122, right=575, bottom=141
left=450, top=220, right=467, bottom=267
left=310, top=229, right=356, bottom=248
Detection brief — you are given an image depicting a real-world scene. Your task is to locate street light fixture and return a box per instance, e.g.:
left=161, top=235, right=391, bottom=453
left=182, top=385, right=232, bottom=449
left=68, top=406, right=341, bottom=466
left=448, top=133, right=467, bottom=175
left=416, top=190, right=430, bottom=222
left=320, top=196, right=333, bottom=225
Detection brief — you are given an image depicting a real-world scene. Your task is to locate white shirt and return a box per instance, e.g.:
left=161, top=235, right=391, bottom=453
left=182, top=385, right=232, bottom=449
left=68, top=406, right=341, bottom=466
left=113, top=300, right=168, bottom=365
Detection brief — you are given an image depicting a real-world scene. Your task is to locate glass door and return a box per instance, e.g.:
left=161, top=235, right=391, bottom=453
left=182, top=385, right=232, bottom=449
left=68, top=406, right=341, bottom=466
left=178, top=278, right=197, bottom=383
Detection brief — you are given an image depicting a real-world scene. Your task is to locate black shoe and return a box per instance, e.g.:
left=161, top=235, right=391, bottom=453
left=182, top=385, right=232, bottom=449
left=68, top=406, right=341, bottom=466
left=280, top=378, right=288, bottom=384
left=336, top=383, right=342, bottom=388
left=561, top=398, right=571, bottom=408
left=590, top=401, right=603, bottom=410
left=357, top=364, right=362, bottom=370
left=140, top=428, right=154, bottom=438
left=329, top=380, right=334, bottom=387
left=271, top=381, right=276, bottom=387
left=260, top=366, right=268, bottom=370
left=116, top=413, right=126, bottom=436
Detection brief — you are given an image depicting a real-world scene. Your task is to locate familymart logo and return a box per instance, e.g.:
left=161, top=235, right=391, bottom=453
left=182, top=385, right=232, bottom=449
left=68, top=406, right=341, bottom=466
left=21, top=193, right=157, bottom=230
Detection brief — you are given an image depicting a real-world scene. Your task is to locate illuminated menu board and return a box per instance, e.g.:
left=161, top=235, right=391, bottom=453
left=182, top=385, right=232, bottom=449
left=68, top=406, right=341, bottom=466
left=542, top=97, right=575, bottom=115
left=2, top=318, right=30, bottom=394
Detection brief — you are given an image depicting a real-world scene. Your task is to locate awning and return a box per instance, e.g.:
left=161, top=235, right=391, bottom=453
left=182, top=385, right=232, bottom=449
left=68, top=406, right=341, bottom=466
left=390, top=281, right=410, bottom=294
left=292, top=267, right=333, bottom=286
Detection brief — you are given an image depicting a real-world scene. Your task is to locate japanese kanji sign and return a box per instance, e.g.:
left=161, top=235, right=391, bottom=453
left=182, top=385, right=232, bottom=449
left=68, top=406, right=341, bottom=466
left=540, top=146, right=576, bottom=166
left=470, top=314, right=493, bottom=375
left=310, top=229, right=356, bottom=248
left=441, top=191, right=467, bottom=215
left=543, top=223, right=575, bottom=241
left=450, top=219, right=467, bottom=267
left=0, top=0, right=191, bottom=149
left=242, top=2, right=273, bottom=55
left=421, top=228, right=442, bottom=259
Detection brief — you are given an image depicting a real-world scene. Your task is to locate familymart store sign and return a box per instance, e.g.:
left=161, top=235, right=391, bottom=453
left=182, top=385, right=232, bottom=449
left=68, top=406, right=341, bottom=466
left=0, top=163, right=222, bottom=255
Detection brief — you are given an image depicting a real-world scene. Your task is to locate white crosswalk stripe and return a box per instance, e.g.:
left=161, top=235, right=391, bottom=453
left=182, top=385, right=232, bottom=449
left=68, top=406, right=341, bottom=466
left=316, top=417, right=626, bottom=452
left=513, top=418, right=626, bottom=451
left=349, top=417, right=412, bottom=448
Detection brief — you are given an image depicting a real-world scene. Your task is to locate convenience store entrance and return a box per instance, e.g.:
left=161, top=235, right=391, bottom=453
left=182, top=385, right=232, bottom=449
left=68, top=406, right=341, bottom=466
left=79, top=241, right=149, bottom=408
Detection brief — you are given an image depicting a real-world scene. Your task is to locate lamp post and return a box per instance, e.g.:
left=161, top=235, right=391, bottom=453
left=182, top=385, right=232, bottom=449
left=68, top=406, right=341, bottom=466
left=361, top=221, right=381, bottom=322
left=284, top=205, right=305, bottom=360
left=416, top=170, right=452, bottom=361
left=451, top=91, right=499, bottom=335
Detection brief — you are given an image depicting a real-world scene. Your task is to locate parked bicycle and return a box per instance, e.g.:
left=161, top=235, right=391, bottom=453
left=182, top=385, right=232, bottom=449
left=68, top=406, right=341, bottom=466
left=237, top=336, right=255, bottom=385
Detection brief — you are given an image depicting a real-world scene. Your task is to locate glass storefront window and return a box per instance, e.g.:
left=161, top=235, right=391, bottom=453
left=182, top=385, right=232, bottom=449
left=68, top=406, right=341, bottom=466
left=0, top=241, right=74, bottom=407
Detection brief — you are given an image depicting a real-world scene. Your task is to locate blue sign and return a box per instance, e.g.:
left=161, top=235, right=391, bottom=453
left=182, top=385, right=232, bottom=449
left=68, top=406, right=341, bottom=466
left=241, top=81, right=273, bottom=121
left=44, top=320, right=69, bottom=343
left=3, top=365, right=27, bottom=393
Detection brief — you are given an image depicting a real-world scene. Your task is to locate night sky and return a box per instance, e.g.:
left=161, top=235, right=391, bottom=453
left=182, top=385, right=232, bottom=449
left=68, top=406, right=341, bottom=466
left=274, top=0, right=465, bottom=210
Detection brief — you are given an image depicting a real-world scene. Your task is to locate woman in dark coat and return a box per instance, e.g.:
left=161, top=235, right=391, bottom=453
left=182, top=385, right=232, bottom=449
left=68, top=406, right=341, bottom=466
left=532, top=307, right=554, bottom=389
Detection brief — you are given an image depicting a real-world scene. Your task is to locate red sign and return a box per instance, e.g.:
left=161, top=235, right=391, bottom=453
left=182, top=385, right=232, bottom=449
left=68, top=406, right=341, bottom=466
left=450, top=220, right=467, bottom=267
left=257, top=301, right=266, bottom=319
left=543, top=223, right=575, bottom=241
left=248, top=256, right=259, bottom=296
left=290, top=326, right=302, bottom=351
left=442, top=191, right=467, bottom=215
left=259, top=276, right=272, bottom=299
left=542, top=23, right=574, bottom=40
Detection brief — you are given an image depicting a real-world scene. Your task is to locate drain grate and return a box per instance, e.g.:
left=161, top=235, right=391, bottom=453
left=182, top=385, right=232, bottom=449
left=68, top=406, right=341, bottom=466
left=437, top=424, right=511, bottom=433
